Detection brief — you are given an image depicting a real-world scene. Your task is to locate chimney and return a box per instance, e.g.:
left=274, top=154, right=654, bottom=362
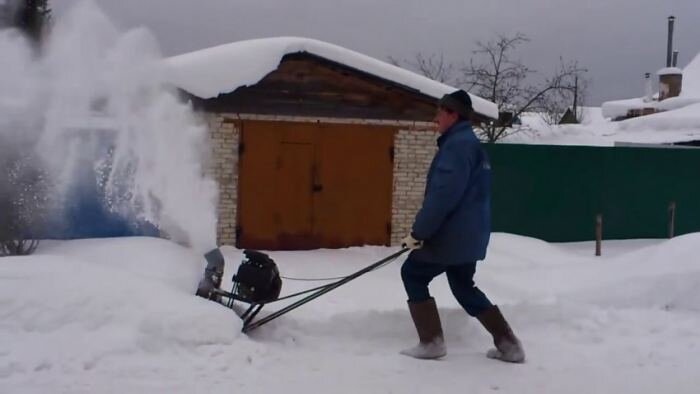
left=644, top=73, right=653, bottom=102
left=666, top=16, right=675, bottom=67
left=658, top=16, right=682, bottom=101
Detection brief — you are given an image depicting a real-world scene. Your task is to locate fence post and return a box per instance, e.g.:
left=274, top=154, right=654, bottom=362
left=595, top=214, right=602, bottom=256
left=668, top=201, right=676, bottom=239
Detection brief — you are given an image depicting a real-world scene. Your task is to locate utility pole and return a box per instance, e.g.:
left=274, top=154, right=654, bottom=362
left=573, top=75, right=579, bottom=123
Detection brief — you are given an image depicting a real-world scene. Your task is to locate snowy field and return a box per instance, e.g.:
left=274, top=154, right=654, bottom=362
left=2, top=234, right=699, bottom=394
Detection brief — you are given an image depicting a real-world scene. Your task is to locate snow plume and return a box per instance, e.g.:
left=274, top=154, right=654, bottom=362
left=0, top=1, right=217, bottom=253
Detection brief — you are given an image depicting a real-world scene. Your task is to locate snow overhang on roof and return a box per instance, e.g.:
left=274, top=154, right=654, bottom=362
left=658, top=67, right=683, bottom=76
left=164, top=37, right=498, bottom=120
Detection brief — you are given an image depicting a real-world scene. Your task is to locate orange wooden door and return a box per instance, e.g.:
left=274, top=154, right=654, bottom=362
left=237, top=120, right=394, bottom=250
left=275, top=142, right=315, bottom=248
left=314, top=123, right=395, bottom=247
left=237, top=122, right=280, bottom=249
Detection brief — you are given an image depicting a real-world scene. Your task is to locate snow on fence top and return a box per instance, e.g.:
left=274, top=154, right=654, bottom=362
left=164, top=37, right=499, bottom=120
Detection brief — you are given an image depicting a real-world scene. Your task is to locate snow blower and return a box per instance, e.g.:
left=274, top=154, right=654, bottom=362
left=196, top=247, right=409, bottom=333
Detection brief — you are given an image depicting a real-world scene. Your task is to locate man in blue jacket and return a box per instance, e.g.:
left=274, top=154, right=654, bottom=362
left=400, top=90, right=525, bottom=363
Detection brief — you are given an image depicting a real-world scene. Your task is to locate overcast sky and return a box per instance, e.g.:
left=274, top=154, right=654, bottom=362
left=52, top=0, right=700, bottom=105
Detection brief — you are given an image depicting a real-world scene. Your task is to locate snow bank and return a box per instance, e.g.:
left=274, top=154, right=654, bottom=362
left=566, top=234, right=700, bottom=312
left=0, top=238, right=242, bottom=379
left=579, top=107, right=606, bottom=125
left=163, top=37, right=499, bottom=120
left=3, top=234, right=700, bottom=393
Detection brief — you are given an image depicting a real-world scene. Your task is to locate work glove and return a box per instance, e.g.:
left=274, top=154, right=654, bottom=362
left=401, top=234, right=423, bottom=250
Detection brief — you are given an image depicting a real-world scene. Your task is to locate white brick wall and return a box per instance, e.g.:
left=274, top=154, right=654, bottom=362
left=391, top=129, right=438, bottom=245
left=206, top=114, right=239, bottom=246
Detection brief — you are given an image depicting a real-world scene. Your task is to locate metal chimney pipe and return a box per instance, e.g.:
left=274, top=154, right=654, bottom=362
left=644, top=72, right=653, bottom=102
left=673, top=50, right=679, bottom=67
left=667, top=16, right=676, bottom=67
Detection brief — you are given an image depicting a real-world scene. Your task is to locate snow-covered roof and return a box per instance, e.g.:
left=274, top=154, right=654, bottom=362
left=601, top=96, right=700, bottom=120
left=657, top=67, right=683, bottom=76
left=164, top=37, right=498, bottom=120
left=603, top=54, right=700, bottom=119
left=601, top=98, right=650, bottom=119
left=602, top=52, right=700, bottom=119
left=506, top=103, right=700, bottom=147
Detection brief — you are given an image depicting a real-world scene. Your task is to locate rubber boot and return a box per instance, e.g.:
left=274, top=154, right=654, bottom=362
left=400, top=298, right=447, bottom=360
left=476, top=305, right=525, bottom=363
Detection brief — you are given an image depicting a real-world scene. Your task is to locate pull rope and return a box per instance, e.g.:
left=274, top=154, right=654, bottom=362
left=280, top=274, right=350, bottom=282
left=279, top=253, right=403, bottom=282
left=270, top=252, right=404, bottom=302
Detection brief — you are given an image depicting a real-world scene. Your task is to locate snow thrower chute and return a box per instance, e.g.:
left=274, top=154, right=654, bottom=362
left=196, top=247, right=409, bottom=333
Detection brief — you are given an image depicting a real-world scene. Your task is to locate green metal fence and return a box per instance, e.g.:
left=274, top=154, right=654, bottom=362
left=484, top=143, right=700, bottom=242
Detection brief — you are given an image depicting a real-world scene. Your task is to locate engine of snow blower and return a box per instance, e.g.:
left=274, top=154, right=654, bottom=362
left=233, top=250, right=282, bottom=303
left=196, top=248, right=282, bottom=305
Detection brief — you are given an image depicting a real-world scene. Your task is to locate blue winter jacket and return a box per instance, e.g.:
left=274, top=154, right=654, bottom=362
left=409, top=120, right=491, bottom=264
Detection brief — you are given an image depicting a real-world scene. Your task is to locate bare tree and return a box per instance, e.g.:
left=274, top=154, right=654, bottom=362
left=10, top=0, right=52, bottom=45
left=460, top=34, right=532, bottom=114
left=393, top=33, right=587, bottom=142
left=0, top=146, right=48, bottom=257
left=538, top=60, right=589, bottom=125
left=389, top=52, right=456, bottom=85
left=462, top=34, right=587, bottom=141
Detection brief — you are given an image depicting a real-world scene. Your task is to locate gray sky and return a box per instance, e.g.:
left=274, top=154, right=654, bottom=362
left=53, top=0, right=700, bottom=105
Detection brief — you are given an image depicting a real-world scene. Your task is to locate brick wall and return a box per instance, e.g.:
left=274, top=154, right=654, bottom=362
left=206, top=114, right=239, bottom=246
left=391, top=129, right=438, bottom=245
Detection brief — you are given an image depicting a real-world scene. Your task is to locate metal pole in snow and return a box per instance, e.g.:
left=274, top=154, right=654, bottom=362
left=668, top=201, right=676, bottom=239
left=595, top=214, right=603, bottom=257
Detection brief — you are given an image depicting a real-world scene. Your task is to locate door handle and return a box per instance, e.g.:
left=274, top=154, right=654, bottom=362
left=311, top=163, right=322, bottom=193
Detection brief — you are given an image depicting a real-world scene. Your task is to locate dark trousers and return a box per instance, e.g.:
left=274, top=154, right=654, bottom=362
left=401, top=256, right=493, bottom=317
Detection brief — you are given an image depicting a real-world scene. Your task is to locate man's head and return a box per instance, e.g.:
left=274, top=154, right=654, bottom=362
left=434, top=90, right=473, bottom=133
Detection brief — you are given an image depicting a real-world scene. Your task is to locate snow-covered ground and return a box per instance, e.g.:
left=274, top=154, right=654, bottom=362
left=2, top=235, right=699, bottom=393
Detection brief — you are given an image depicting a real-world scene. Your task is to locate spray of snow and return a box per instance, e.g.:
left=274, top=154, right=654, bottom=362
left=0, top=1, right=217, bottom=252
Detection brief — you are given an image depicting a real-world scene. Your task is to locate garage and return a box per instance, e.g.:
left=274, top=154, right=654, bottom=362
left=164, top=37, right=498, bottom=249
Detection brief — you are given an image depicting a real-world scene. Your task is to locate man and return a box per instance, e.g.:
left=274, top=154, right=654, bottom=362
left=400, top=89, right=525, bottom=363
